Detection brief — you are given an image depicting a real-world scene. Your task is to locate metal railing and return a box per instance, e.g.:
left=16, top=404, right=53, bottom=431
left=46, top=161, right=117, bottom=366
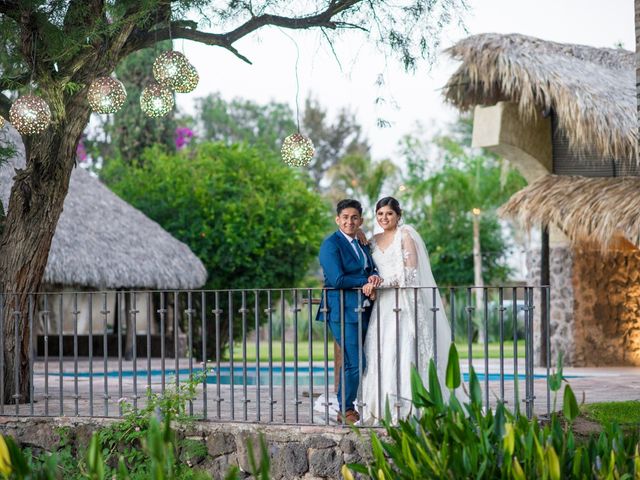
left=0, top=286, right=550, bottom=425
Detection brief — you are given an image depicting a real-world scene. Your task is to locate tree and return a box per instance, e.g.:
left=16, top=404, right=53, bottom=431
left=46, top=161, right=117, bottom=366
left=302, top=97, right=371, bottom=186
left=325, top=153, right=398, bottom=225
left=101, top=140, right=332, bottom=354
left=0, top=0, right=464, bottom=402
left=400, top=119, right=527, bottom=286
left=194, top=93, right=296, bottom=151
left=87, top=42, right=178, bottom=166
left=192, top=94, right=371, bottom=187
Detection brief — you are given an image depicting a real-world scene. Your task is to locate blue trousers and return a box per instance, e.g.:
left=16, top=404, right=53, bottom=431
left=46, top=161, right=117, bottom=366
left=329, top=320, right=369, bottom=412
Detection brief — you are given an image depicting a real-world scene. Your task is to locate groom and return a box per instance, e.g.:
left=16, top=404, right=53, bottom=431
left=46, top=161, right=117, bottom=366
left=317, top=199, right=382, bottom=424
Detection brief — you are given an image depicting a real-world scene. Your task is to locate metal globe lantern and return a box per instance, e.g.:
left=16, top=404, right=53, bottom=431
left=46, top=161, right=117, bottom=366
left=140, top=82, right=174, bottom=118
left=152, top=51, right=190, bottom=90
left=87, top=77, right=127, bottom=114
left=9, top=95, right=51, bottom=135
left=0, top=115, right=5, bottom=129
left=173, top=62, right=199, bottom=93
left=281, top=133, right=315, bottom=167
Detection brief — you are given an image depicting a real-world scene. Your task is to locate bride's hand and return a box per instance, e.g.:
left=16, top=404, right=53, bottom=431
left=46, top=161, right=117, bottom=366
left=362, top=283, right=375, bottom=297
left=355, top=228, right=368, bottom=245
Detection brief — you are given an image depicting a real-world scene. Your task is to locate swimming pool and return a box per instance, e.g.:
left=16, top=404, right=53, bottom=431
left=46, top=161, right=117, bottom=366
left=60, top=366, right=551, bottom=387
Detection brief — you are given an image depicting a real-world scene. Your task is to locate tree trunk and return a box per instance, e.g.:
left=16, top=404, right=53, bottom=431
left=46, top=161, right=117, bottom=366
left=472, top=211, right=485, bottom=343
left=0, top=93, right=91, bottom=404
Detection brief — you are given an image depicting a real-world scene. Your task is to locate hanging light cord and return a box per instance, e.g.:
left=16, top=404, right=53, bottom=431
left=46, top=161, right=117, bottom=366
left=279, top=28, right=301, bottom=133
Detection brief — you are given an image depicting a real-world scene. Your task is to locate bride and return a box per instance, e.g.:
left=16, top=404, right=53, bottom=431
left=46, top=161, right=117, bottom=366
left=360, top=196, right=452, bottom=424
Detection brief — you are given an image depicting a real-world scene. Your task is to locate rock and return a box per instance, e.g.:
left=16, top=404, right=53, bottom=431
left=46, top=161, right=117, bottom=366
left=339, top=436, right=356, bottom=454
left=201, top=452, right=239, bottom=479
left=309, top=448, right=341, bottom=478
left=304, top=435, right=336, bottom=449
left=207, top=432, right=236, bottom=457
left=281, top=442, right=309, bottom=476
left=235, top=432, right=263, bottom=473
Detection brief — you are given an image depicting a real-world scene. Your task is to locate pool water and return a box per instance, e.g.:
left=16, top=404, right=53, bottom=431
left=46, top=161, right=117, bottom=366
left=61, top=366, right=550, bottom=387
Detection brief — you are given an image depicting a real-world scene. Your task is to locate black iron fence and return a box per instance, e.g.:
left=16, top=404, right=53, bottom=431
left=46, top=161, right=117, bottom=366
left=0, top=286, right=550, bottom=425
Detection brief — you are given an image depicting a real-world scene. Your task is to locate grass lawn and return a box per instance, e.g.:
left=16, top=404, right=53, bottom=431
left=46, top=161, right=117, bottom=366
left=222, top=340, right=525, bottom=363
left=582, top=401, right=640, bottom=426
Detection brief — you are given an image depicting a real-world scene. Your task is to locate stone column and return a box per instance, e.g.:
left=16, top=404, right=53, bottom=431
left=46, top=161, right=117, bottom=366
left=527, top=245, right=574, bottom=366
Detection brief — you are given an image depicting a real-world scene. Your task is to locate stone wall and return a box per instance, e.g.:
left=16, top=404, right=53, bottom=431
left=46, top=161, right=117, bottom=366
left=527, top=245, right=574, bottom=365
left=0, top=417, right=373, bottom=480
left=528, top=243, right=640, bottom=367
left=571, top=245, right=640, bottom=366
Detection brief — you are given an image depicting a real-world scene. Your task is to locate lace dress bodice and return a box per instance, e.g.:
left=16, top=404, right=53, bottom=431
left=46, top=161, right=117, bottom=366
left=370, top=228, right=419, bottom=287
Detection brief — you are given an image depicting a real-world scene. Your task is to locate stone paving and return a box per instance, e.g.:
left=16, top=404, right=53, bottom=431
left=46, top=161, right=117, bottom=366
left=0, top=358, right=637, bottom=424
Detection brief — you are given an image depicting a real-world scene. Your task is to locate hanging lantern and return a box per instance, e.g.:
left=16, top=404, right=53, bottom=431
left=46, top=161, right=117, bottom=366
left=173, top=63, right=199, bottom=93
left=9, top=95, right=51, bottom=135
left=140, top=82, right=174, bottom=117
left=87, top=77, right=127, bottom=114
left=281, top=133, right=315, bottom=167
left=0, top=115, right=5, bottom=129
left=152, top=51, right=190, bottom=90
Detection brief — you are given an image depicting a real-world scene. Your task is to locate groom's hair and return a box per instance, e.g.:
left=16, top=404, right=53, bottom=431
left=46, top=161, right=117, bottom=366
left=336, top=199, right=363, bottom=215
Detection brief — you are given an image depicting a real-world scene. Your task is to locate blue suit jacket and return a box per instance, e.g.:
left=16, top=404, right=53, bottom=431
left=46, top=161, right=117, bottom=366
left=317, top=231, right=378, bottom=324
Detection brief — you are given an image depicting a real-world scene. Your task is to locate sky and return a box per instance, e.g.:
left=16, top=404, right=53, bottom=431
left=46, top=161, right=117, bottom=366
left=175, top=0, right=634, bottom=161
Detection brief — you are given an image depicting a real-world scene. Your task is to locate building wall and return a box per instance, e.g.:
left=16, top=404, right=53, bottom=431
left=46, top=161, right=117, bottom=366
left=571, top=244, right=640, bottom=366
left=529, top=244, right=640, bottom=367
left=527, top=246, right=575, bottom=365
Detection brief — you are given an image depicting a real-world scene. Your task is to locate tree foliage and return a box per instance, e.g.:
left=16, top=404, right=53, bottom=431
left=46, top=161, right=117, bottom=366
left=102, top=141, right=332, bottom=290
left=191, top=94, right=371, bottom=187
left=194, top=93, right=296, bottom=151
left=400, top=119, right=527, bottom=285
left=87, top=42, right=178, bottom=166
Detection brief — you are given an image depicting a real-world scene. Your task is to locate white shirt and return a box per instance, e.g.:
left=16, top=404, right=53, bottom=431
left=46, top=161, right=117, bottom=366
left=339, top=230, right=369, bottom=269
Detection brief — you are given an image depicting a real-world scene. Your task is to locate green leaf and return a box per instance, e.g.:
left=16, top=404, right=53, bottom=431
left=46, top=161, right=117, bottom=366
left=548, top=351, right=564, bottom=392
left=563, top=385, right=580, bottom=423
left=545, top=445, right=561, bottom=480
left=445, top=343, right=461, bottom=390
left=86, top=433, right=105, bottom=480
left=503, top=422, right=515, bottom=456
left=511, top=457, right=526, bottom=480
left=428, top=359, right=443, bottom=408
left=410, top=364, right=432, bottom=408
left=469, top=367, right=482, bottom=408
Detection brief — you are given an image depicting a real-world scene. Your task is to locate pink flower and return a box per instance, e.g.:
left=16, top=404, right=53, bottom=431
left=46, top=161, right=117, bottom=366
left=76, top=137, right=88, bottom=163
left=175, top=126, right=194, bottom=150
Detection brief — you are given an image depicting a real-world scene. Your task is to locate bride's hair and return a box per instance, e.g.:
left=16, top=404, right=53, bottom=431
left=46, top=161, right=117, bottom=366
left=375, top=196, right=402, bottom=218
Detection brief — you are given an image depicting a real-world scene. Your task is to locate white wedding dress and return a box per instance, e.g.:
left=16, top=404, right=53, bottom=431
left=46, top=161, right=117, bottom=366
left=360, top=224, right=453, bottom=424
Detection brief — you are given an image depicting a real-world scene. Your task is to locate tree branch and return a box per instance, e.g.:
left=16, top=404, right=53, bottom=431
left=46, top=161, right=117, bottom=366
left=122, top=0, right=365, bottom=63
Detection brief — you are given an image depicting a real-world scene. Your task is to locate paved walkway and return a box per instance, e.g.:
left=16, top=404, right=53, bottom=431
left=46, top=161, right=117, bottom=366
left=0, top=359, right=637, bottom=425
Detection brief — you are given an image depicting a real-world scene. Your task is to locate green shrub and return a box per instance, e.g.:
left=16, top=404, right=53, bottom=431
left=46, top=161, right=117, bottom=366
left=345, top=344, right=640, bottom=479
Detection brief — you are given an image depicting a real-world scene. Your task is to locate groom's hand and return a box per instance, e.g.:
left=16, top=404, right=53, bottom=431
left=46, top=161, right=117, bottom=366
left=368, top=275, right=383, bottom=287
left=362, top=282, right=375, bottom=297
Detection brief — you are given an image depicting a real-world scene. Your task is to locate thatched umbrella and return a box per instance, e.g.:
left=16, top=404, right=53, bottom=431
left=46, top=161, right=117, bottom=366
left=1, top=127, right=207, bottom=290
left=443, top=33, right=637, bottom=164
left=500, top=175, right=640, bottom=249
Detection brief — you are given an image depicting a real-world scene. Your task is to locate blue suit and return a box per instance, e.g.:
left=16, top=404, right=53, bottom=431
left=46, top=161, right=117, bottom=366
left=317, top=231, right=378, bottom=412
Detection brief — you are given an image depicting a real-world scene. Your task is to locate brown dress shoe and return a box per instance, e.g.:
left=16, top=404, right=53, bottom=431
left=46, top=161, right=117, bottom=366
left=337, top=409, right=360, bottom=425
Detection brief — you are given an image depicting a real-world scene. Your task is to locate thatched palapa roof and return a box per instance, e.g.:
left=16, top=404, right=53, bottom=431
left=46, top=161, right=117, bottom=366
left=443, top=33, right=636, bottom=162
left=0, top=127, right=207, bottom=289
left=500, top=175, right=640, bottom=248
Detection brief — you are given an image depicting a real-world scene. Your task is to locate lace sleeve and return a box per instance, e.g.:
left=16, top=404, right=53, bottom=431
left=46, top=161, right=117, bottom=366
left=401, top=229, right=419, bottom=286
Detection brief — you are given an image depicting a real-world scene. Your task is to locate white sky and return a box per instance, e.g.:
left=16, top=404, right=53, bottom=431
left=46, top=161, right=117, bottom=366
left=175, top=0, right=634, bottom=161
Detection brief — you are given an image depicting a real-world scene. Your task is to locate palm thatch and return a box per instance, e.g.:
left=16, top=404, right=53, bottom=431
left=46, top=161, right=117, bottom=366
left=500, top=175, right=640, bottom=249
left=443, top=33, right=636, bottom=162
left=0, top=127, right=207, bottom=289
